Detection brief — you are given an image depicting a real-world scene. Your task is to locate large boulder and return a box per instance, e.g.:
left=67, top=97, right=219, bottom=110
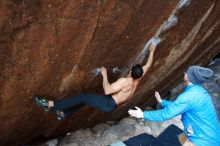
left=0, top=0, right=220, bottom=145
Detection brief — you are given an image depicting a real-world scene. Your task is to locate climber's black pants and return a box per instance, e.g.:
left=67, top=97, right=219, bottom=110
left=53, top=93, right=117, bottom=117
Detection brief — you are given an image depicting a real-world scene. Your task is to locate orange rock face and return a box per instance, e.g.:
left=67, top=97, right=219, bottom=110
left=0, top=0, right=220, bottom=145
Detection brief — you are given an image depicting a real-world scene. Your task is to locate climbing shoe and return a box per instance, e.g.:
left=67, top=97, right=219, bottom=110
left=33, top=96, right=49, bottom=112
left=56, top=110, right=65, bottom=120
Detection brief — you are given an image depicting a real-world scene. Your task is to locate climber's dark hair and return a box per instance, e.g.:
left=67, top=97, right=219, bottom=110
left=131, top=64, right=143, bottom=79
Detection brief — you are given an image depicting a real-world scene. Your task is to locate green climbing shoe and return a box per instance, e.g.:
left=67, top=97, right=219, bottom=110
left=33, top=96, right=49, bottom=112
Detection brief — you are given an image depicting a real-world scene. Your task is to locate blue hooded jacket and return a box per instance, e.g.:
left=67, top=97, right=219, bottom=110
left=143, top=84, right=220, bottom=146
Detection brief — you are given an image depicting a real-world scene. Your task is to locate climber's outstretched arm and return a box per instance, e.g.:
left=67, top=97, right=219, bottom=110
left=142, top=44, right=156, bottom=77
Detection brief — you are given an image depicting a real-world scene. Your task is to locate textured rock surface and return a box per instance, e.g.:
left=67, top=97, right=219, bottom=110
left=0, top=0, right=220, bottom=145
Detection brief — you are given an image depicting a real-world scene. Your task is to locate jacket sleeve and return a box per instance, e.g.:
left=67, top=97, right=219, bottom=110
left=161, top=99, right=172, bottom=107
left=144, top=92, right=191, bottom=122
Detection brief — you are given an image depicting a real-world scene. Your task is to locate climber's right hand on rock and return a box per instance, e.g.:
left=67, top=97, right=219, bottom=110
left=101, top=67, right=107, bottom=76
left=149, top=43, right=156, bottom=52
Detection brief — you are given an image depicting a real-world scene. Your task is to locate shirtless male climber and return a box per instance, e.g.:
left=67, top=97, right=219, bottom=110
left=33, top=44, right=156, bottom=120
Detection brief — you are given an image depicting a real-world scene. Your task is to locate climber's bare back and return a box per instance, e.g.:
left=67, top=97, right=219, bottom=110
left=102, top=44, right=156, bottom=106
left=111, top=77, right=139, bottom=105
